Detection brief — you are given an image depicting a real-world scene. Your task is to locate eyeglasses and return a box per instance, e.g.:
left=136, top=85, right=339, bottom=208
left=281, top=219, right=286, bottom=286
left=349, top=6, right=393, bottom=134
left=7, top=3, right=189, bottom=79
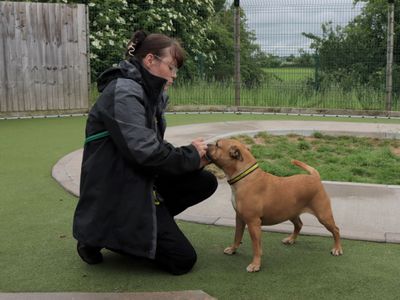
left=154, top=55, right=178, bottom=75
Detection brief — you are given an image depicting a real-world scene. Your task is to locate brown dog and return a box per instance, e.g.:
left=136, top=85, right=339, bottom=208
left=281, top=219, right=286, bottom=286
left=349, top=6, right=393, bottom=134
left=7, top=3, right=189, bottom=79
left=206, top=138, right=343, bottom=272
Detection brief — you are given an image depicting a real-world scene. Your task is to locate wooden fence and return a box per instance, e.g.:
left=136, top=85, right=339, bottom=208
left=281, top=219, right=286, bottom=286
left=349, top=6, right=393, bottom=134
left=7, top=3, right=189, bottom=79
left=0, top=1, right=89, bottom=117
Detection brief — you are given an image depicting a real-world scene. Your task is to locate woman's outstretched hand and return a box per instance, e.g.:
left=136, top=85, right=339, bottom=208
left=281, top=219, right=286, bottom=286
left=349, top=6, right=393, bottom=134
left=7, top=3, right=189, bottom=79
left=191, top=137, right=210, bottom=168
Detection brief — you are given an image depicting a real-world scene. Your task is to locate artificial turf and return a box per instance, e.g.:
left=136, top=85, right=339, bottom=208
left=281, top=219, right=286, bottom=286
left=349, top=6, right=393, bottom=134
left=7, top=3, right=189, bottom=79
left=0, top=114, right=399, bottom=299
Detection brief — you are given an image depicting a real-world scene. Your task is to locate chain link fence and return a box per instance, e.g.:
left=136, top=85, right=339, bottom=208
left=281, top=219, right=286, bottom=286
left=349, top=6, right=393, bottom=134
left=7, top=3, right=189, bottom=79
left=87, top=0, right=399, bottom=116
left=229, top=0, right=399, bottom=115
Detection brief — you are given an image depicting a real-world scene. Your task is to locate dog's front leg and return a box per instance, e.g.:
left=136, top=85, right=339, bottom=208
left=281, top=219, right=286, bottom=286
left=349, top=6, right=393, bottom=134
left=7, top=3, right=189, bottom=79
left=246, top=219, right=262, bottom=272
left=224, top=213, right=245, bottom=255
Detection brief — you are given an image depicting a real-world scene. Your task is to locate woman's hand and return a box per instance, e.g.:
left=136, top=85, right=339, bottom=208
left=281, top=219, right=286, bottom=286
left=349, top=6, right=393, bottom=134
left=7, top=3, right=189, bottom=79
left=199, top=156, right=210, bottom=168
left=191, top=137, right=209, bottom=168
left=191, top=137, right=207, bottom=157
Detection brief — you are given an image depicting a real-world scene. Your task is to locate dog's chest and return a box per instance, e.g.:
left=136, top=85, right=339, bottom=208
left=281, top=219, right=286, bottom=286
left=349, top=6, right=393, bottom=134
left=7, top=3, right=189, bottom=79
left=230, top=186, right=238, bottom=211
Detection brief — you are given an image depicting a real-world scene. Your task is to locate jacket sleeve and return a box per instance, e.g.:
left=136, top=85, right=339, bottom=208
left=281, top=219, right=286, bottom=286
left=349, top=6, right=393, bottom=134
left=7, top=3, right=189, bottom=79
left=98, top=79, right=200, bottom=175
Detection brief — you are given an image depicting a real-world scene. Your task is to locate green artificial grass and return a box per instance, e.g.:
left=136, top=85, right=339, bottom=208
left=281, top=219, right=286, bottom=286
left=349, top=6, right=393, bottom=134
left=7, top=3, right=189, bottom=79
left=0, top=114, right=400, bottom=299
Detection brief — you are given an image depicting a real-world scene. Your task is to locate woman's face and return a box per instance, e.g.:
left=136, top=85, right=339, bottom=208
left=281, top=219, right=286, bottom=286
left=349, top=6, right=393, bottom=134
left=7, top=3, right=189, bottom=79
left=143, top=48, right=178, bottom=90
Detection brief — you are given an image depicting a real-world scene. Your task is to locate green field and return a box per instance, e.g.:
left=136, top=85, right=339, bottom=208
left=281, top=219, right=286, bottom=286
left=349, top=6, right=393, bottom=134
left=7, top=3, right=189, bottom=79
left=89, top=67, right=398, bottom=112
left=167, top=67, right=395, bottom=111
left=233, top=132, right=400, bottom=185
left=263, top=67, right=314, bottom=82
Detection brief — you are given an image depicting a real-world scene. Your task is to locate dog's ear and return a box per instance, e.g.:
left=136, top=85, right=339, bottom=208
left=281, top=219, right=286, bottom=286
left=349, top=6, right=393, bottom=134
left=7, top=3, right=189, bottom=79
left=229, top=145, right=243, bottom=161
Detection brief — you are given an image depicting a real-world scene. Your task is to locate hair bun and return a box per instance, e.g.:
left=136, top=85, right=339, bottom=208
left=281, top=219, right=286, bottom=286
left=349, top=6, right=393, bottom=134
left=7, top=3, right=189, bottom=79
left=127, top=30, right=147, bottom=57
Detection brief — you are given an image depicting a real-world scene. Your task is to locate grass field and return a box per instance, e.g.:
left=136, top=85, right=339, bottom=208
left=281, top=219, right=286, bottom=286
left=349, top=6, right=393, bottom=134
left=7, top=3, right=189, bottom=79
left=1, top=114, right=400, bottom=299
left=232, top=132, right=400, bottom=185
left=89, top=67, right=399, bottom=112
left=264, top=67, right=314, bottom=82
left=168, top=67, right=397, bottom=111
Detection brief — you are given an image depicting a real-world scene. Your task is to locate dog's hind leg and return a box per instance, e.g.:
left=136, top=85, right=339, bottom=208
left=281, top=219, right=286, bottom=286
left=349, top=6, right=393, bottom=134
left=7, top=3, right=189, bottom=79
left=318, top=214, right=343, bottom=256
left=313, top=205, right=343, bottom=256
left=311, top=192, right=343, bottom=256
left=282, top=216, right=303, bottom=245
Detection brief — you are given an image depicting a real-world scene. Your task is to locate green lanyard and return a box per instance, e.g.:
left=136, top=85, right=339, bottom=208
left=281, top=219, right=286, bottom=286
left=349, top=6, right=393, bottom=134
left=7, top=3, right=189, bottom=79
left=84, top=131, right=110, bottom=145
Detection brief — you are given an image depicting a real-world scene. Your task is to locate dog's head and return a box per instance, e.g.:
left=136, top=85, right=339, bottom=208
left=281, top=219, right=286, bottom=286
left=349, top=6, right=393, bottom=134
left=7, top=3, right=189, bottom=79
left=206, top=139, right=256, bottom=176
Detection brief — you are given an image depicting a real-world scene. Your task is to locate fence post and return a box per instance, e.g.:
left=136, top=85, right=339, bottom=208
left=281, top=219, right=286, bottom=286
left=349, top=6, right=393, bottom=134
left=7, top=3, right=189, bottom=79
left=86, top=3, right=91, bottom=108
left=385, top=0, right=395, bottom=114
left=234, top=0, right=240, bottom=107
left=314, top=51, right=320, bottom=91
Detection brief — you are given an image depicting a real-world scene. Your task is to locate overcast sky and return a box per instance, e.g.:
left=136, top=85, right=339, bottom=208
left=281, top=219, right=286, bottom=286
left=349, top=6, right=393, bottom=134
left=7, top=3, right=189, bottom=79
left=235, top=0, right=365, bottom=56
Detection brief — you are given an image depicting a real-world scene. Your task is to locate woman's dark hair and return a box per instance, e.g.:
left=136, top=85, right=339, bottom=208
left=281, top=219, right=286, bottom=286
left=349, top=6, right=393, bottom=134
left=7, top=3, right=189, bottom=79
left=126, top=30, right=185, bottom=68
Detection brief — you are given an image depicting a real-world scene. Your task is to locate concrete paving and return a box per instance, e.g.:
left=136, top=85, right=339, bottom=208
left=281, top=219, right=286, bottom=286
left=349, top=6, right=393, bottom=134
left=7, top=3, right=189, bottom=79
left=0, top=291, right=215, bottom=300
left=52, top=120, right=400, bottom=243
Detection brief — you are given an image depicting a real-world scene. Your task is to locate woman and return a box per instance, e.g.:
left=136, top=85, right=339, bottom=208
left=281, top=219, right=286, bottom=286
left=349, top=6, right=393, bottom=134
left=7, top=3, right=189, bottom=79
left=73, top=30, right=218, bottom=275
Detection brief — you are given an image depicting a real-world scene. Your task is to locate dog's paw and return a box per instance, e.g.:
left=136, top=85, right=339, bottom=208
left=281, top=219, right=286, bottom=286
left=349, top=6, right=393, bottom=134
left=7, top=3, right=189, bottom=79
left=331, top=247, right=343, bottom=256
left=246, top=263, right=260, bottom=273
left=282, top=237, right=296, bottom=245
left=224, top=246, right=236, bottom=255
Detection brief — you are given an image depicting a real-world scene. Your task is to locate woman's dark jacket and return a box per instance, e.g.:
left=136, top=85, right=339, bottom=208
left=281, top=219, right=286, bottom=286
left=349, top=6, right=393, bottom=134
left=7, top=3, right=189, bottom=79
left=73, top=59, right=200, bottom=259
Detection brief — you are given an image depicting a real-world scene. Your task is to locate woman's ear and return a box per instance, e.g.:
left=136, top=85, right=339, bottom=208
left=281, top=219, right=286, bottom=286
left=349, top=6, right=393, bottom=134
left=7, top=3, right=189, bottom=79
left=142, top=53, right=154, bottom=69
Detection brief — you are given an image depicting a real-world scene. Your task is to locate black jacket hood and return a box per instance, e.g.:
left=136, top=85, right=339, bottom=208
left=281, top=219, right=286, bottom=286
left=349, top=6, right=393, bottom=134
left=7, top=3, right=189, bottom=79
left=97, top=58, right=167, bottom=102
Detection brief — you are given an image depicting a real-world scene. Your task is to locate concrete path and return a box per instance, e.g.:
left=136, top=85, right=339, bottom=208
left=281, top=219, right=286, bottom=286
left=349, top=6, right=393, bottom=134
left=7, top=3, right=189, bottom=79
left=0, top=291, right=215, bottom=300
left=52, top=121, right=400, bottom=243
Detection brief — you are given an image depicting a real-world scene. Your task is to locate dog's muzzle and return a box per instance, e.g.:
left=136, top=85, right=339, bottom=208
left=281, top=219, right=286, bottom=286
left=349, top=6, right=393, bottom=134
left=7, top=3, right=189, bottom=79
left=204, top=152, right=213, bottom=162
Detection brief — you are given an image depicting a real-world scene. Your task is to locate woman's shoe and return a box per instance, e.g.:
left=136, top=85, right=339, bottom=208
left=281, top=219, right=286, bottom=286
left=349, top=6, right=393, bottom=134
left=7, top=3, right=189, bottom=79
left=77, top=242, right=103, bottom=264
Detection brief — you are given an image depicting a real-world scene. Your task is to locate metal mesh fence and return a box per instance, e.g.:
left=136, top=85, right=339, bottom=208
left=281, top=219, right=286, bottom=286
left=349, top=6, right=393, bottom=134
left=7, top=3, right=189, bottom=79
left=87, top=0, right=399, bottom=114
left=237, top=0, right=399, bottom=113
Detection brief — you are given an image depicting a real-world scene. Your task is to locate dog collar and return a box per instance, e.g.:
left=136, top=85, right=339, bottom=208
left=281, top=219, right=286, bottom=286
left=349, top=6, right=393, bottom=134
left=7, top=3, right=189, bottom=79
left=228, top=163, right=259, bottom=185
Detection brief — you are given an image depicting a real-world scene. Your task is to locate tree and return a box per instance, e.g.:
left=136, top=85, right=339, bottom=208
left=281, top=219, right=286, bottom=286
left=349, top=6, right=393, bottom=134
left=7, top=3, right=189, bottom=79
left=203, top=3, right=267, bottom=87
left=303, top=0, right=399, bottom=93
left=259, top=54, right=281, bottom=68
left=294, top=49, right=314, bottom=67
left=87, top=0, right=216, bottom=79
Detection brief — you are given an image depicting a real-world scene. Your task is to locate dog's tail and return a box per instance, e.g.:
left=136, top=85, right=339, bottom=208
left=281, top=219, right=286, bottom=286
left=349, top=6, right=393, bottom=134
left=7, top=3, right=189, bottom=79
left=291, top=159, right=320, bottom=178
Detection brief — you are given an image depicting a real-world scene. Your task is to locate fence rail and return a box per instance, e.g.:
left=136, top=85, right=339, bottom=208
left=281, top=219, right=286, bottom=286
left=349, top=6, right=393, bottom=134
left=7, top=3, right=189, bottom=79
left=0, top=1, right=89, bottom=117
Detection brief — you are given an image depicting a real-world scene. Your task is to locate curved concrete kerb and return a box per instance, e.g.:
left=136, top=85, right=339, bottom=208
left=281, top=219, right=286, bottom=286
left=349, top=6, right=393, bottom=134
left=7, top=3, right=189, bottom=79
left=52, top=121, right=400, bottom=243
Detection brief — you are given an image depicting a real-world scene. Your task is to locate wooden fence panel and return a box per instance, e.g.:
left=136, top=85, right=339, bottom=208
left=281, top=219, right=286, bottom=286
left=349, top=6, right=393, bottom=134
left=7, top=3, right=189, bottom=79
left=0, top=1, right=89, bottom=117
